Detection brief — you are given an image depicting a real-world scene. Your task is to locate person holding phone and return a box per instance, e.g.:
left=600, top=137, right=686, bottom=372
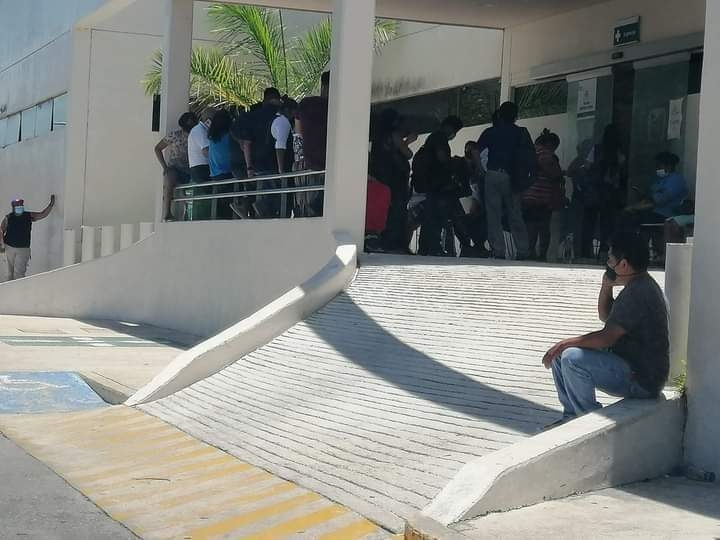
left=541, top=231, right=668, bottom=427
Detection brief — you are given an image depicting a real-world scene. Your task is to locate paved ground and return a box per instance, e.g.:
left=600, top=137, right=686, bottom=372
left=142, top=256, right=647, bottom=532
left=0, top=315, right=200, bottom=399
left=0, top=406, right=393, bottom=540
left=0, top=433, right=137, bottom=539
left=453, top=477, right=720, bottom=539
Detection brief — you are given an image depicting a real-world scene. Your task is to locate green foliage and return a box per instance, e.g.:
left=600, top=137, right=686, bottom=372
left=143, top=5, right=399, bottom=108
left=673, top=360, right=687, bottom=396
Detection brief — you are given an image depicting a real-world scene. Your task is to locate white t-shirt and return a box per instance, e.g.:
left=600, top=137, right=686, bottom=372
left=187, top=123, right=210, bottom=168
left=270, top=114, right=292, bottom=150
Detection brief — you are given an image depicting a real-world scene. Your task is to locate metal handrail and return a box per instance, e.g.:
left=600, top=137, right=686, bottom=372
left=173, top=185, right=325, bottom=203
left=174, top=169, right=326, bottom=192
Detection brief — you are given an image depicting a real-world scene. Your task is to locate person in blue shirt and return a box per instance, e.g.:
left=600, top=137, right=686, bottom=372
left=207, top=108, right=235, bottom=219
left=623, top=152, right=688, bottom=223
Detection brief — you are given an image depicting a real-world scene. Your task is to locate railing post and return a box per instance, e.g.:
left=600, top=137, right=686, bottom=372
left=100, top=226, right=116, bottom=257
left=81, top=226, right=96, bottom=262
left=63, top=229, right=78, bottom=266
left=139, top=222, right=154, bottom=241
left=120, top=224, right=136, bottom=249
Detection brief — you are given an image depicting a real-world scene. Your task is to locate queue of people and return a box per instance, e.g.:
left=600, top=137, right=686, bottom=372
left=154, top=93, right=691, bottom=266
left=366, top=100, right=692, bottom=265
left=154, top=72, right=330, bottom=222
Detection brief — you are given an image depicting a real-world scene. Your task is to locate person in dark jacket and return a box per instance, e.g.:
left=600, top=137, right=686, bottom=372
left=0, top=196, right=55, bottom=280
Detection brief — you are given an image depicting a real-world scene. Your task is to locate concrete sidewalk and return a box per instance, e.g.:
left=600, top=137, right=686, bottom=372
left=0, top=315, right=200, bottom=401
left=452, top=477, right=720, bottom=539
left=0, top=433, right=137, bottom=539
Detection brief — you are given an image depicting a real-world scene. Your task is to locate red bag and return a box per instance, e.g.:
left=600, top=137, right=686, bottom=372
left=365, top=176, right=391, bottom=234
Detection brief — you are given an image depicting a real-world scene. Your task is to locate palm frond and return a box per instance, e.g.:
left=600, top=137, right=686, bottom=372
left=290, top=18, right=332, bottom=98
left=142, top=49, right=163, bottom=97
left=189, top=48, right=263, bottom=109
left=374, top=19, right=399, bottom=51
left=207, top=4, right=287, bottom=92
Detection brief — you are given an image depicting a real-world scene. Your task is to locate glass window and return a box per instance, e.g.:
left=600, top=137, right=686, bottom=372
left=21, top=107, right=36, bottom=141
left=36, top=100, right=53, bottom=136
left=52, top=94, right=67, bottom=130
left=0, top=118, right=6, bottom=148
left=515, top=80, right=568, bottom=120
left=459, top=79, right=501, bottom=127
left=4, top=114, right=20, bottom=146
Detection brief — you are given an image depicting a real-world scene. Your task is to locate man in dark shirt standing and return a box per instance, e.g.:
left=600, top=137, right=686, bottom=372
left=0, top=196, right=56, bottom=280
left=295, top=71, right=331, bottom=217
left=477, top=102, right=534, bottom=259
left=542, top=231, right=669, bottom=424
left=236, top=87, right=283, bottom=218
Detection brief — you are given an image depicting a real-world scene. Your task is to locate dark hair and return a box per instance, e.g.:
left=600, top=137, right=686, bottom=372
left=264, top=87, right=281, bottom=101
left=497, top=101, right=518, bottom=124
left=656, top=151, right=680, bottom=170
left=535, top=128, right=560, bottom=150
left=442, top=115, right=464, bottom=134
left=464, top=140, right=479, bottom=158
left=207, top=109, right=231, bottom=142
left=280, top=96, right=298, bottom=114
left=178, top=112, right=198, bottom=132
left=609, top=231, right=650, bottom=272
left=321, top=71, right=330, bottom=86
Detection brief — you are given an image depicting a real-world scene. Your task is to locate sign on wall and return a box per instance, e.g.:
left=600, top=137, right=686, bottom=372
left=668, top=98, right=684, bottom=140
left=613, top=16, right=641, bottom=47
left=577, top=78, right=597, bottom=119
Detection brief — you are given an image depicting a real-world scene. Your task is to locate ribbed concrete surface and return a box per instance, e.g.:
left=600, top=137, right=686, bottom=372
left=143, top=256, right=655, bottom=532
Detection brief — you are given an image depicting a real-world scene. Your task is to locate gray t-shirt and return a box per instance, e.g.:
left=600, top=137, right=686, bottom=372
left=607, top=274, right=669, bottom=395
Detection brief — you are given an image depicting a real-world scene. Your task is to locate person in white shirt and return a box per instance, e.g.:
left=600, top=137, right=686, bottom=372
left=187, top=108, right=216, bottom=183
left=269, top=98, right=297, bottom=217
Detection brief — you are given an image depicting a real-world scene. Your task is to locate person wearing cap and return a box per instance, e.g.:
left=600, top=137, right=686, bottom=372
left=0, top=195, right=56, bottom=280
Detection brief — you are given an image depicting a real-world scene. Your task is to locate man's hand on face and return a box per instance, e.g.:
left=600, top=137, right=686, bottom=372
left=542, top=340, right=568, bottom=369
left=602, top=272, right=616, bottom=290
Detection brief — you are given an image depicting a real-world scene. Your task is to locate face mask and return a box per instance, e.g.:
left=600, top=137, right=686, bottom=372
left=13, top=206, right=24, bottom=216
left=656, top=169, right=668, bottom=178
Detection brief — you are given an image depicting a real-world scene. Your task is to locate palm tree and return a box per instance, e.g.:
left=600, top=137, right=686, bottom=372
left=143, top=4, right=398, bottom=109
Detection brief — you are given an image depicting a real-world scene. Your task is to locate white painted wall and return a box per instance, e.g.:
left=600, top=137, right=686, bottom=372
left=507, top=0, right=706, bottom=82
left=685, top=0, right=720, bottom=477
left=0, top=219, right=335, bottom=337
left=372, top=22, right=503, bottom=101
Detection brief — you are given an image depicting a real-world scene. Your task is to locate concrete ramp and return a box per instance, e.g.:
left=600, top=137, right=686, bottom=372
left=141, top=256, right=619, bottom=532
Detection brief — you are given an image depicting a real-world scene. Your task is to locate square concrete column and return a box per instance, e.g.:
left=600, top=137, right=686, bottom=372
left=684, top=0, right=720, bottom=475
left=325, top=0, right=376, bottom=248
left=157, top=0, right=193, bottom=222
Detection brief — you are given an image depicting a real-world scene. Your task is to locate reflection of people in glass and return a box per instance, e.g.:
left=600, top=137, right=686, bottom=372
left=567, top=139, right=598, bottom=259
left=595, top=124, right=627, bottom=258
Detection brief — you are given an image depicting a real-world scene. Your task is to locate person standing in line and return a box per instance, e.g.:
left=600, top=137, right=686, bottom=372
left=0, top=196, right=56, bottom=280
left=236, top=87, right=283, bottom=218
left=186, top=108, right=216, bottom=220
left=296, top=71, right=331, bottom=217
left=477, top=102, right=536, bottom=259
left=207, top=108, right=236, bottom=219
left=270, top=97, right=297, bottom=217
left=522, top=129, right=564, bottom=261
left=154, top=112, right=197, bottom=221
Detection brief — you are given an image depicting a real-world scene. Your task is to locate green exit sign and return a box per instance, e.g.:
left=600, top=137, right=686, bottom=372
left=613, top=17, right=641, bottom=47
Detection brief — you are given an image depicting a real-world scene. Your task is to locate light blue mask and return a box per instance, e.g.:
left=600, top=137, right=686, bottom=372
left=13, top=206, right=24, bottom=215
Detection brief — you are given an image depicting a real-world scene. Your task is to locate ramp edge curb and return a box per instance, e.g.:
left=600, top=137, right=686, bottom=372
left=423, top=391, right=684, bottom=526
left=126, top=242, right=357, bottom=405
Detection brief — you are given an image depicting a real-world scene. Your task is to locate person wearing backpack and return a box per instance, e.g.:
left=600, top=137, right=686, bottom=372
left=477, top=102, right=536, bottom=259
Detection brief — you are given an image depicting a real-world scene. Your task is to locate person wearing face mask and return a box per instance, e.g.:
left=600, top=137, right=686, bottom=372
left=0, top=196, right=56, bottom=280
left=541, top=231, right=668, bottom=427
left=623, top=152, right=688, bottom=225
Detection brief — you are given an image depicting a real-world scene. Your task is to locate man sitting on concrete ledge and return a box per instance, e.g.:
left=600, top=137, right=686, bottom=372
left=542, top=232, right=669, bottom=425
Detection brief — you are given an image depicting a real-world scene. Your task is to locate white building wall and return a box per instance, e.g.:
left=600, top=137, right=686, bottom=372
left=372, top=22, right=503, bottom=102
left=0, top=0, right=109, bottom=276
left=507, top=0, right=706, bottom=83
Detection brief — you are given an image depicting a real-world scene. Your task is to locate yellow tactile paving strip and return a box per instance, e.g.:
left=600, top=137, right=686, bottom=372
left=0, top=406, right=393, bottom=540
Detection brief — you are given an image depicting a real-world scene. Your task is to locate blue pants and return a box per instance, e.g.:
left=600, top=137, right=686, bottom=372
left=552, top=347, right=652, bottom=419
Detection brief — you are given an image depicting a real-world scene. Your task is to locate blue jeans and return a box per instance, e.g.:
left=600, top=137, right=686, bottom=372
left=552, top=347, right=652, bottom=419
